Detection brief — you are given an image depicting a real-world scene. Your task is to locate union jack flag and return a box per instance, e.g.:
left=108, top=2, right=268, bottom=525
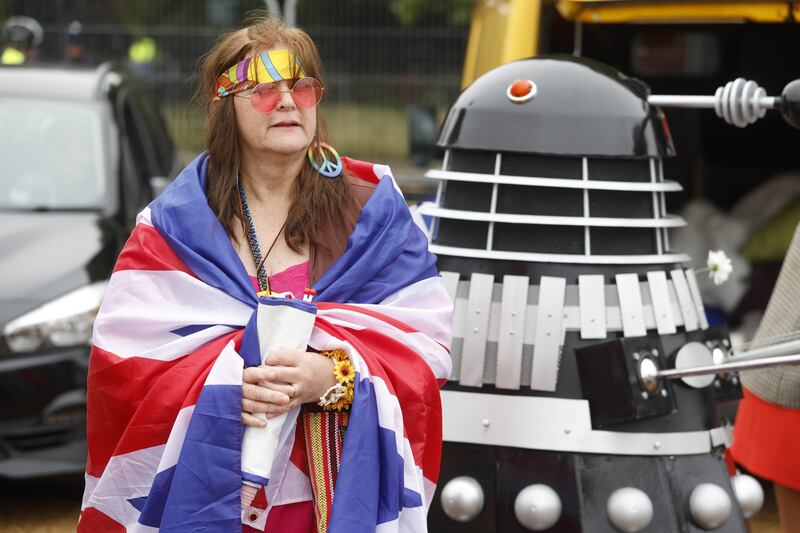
left=79, top=154, right=453, bottom=532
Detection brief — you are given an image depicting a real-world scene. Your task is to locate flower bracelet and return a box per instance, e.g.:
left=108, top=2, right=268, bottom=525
left=318, top=349, right=355, bottom=411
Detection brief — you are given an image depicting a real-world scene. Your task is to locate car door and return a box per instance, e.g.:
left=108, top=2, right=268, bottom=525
left=115, top=87, right=159, bottom=231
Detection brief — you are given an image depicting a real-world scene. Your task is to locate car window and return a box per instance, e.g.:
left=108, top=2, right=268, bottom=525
left=0, top=98, right=106, bottom=210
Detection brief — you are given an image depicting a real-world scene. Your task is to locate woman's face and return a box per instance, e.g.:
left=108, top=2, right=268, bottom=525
left=233, top=50, right=317, bottom=158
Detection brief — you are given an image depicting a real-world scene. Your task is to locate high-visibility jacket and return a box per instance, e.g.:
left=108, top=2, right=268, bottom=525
left=1, top=46, right=25, bottom=65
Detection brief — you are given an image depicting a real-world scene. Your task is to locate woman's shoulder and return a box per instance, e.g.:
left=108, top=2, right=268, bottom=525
left=341, top=157, right=384, bottom=206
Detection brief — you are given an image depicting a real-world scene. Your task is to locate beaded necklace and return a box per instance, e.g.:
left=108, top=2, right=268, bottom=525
left=237, top=177, right=287, bottom=294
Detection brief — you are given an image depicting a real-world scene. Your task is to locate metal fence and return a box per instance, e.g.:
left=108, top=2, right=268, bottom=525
left=1, top=0, right=469, bottom=163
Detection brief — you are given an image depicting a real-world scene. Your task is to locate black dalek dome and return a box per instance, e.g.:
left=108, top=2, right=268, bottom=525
left=437, top=55, right=675, bottom=158
left=422, top=56, right=800, bottom=532
left=425, top=55, right=687, bottom=282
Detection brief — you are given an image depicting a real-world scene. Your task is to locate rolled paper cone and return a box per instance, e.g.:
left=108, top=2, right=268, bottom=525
left=241, top=297, right=317, bottom=508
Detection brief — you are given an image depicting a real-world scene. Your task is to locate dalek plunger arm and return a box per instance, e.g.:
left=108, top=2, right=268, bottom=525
left=648, top=78, right=800, bottom=129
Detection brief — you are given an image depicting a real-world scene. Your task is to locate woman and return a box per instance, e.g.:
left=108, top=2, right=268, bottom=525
left=733, top=223, right=800, bottom=533
left=79, top=18, right=452, bottom=533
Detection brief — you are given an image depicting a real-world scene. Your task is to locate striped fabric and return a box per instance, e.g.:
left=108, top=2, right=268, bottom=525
left=78, top=153, right=453, bottom=532
left=215, top=50, right=304, bottom=97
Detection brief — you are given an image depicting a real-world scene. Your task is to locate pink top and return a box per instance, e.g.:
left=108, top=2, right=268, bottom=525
left=249, top=261, right=309, bottom=299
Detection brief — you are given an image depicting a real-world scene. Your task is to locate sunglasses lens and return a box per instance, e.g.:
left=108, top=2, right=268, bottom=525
left=251, top=84, right=280, bottom=112
left=293, top=78, right=323, bottom=108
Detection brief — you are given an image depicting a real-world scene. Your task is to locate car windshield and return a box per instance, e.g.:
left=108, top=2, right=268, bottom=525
left=0, top=97, right=106, bottom=210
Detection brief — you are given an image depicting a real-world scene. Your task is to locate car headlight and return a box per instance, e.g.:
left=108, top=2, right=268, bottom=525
left=3, top=281, right=107, bottom=353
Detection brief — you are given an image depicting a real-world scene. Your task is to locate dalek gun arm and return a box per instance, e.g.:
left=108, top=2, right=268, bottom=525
left=648, top=78, right=800, bottom=129
left=640, top=337, right=800, bottom=391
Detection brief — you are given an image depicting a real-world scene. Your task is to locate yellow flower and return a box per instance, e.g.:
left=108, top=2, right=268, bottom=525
left=334, top=358, right=355, bottom=383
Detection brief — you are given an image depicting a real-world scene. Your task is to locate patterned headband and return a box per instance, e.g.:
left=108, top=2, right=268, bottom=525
left=214, top=49, right=305, bottom=97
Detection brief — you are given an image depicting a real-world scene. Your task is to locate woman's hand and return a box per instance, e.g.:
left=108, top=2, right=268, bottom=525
left=263, top=349, right=337, bottom=408
left=241, top=366, right=292, bottom=428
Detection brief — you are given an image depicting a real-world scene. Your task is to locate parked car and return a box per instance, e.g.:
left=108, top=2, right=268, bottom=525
left=0, top=62, right=175, bottom=478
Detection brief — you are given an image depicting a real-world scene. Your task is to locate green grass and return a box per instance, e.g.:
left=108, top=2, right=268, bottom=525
left=161, top=103, right=410, bottom=161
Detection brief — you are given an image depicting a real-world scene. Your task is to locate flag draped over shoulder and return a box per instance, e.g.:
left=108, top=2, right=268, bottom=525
left=79, top=153, right=453, bottom=533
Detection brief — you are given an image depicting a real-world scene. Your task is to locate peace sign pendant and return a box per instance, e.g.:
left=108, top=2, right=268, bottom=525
left=307, top=142, right=343, bottom=178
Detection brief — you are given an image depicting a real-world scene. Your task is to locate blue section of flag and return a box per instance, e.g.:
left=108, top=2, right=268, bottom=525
left=239, top=310, right=261, bottom=368
left=150, top=154, right=258, bottom=309
left=314, top=176, right=438, bottom=304
left=258, top=295, right=317, bottom=313
left=136, top=465, right=176, bottom=526
left=158, top=384, right=243, bottom=532
left=170, top=324, right=238, bottom=337
left=328, top=373, right=423, bottom=532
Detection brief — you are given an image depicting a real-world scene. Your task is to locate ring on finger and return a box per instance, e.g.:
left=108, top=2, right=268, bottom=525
left=289, top=384, right=296, bottom=398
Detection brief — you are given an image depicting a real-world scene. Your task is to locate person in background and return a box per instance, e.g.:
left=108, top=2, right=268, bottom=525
left=1, top=15, right=43, bottom=65
left=64, top=20, right=91, bottom=65
left=733, top=223, right=800, bottom=533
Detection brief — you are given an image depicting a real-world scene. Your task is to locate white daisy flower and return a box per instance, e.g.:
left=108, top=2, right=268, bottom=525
left=706, top=249, right=733, bottom=286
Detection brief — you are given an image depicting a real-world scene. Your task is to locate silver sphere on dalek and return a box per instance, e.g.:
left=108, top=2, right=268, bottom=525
left=421, top=55, right=800, bottom=532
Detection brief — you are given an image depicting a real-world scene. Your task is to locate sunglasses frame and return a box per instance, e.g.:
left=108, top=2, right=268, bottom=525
left=234, top=77, right=324, bottom=113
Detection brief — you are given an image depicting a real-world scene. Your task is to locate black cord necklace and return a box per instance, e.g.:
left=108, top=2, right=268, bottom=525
left=237, top=177, right=287, bottom=294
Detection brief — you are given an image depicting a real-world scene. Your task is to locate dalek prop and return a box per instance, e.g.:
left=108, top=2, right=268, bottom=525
left=422, top=56, right=800, bottom=532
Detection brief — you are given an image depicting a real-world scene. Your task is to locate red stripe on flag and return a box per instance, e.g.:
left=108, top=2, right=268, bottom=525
left=114, top=224, right=195, bottom=277
left=78, top=507, right=126, bottom=533
left=317, top=302, right=417, bottom=333
left=318, top=303, right=450, bottom=355
left=342, top=157, right=381, bottom=184
left=314, top=318, right=443, bottom=483
left=85, top=331, right=241, bottom=477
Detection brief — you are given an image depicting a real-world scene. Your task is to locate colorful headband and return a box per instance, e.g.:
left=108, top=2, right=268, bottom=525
left=214, top=50, right=304, bottom=97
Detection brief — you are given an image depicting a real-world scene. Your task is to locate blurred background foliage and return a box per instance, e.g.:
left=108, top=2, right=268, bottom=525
left=0, top=0, right=472, bottom=164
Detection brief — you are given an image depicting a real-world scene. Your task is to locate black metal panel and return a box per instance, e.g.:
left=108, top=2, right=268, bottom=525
left=435, top=219, right=488, bottom=248
left=589, top=190, right=655, bottom=219
left=496, top=448, right=582, bottom=532
left=438, top=55, right=676, bottom=158
left=591, top=227, right=657, bottom=255
left=442, top=180, right=493, bottom=212
left=576, top=455, right=681, bottom=532
left=448, top=148, right=497, bottom=174
left=493, top=224, right=584, bottom=254
left=663, top=453, right=748, bottom=532
left=496, top=185, right=583, bottom=216
left=429, top=442, right=497, bottom=532
left=575, top=336, right=675, bottom=428
left=587, top=158, right=652, bottom=182
left=501, top=153, right=582, bottom=179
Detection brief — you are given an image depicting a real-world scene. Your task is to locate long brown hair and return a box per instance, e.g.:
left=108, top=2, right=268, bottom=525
left=196, top=17, right=349, bottom=253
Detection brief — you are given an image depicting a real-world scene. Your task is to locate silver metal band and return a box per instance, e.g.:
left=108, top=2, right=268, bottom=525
left=425, top=168, right=683, bottom=193
left=431, top=244, right=691, bottom=265
left=419, top=205, right=686, bottom=228
left=442, top=390, right=725, bottom=456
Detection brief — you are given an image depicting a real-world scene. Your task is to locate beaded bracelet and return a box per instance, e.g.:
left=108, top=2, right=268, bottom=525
left=318, top=349, right=355, bottom=411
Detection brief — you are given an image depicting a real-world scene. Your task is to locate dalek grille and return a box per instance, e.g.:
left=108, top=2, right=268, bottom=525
left=420, top=149, right=688, bottom=265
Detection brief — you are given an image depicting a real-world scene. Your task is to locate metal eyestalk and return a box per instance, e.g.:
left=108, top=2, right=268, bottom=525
left=648, top=78, right=800, bottom=129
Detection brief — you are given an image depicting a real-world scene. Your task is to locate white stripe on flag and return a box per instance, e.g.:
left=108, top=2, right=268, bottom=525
left=82, top=444, right=164, bottom=530
left=94, top=270, right=250, bottom=360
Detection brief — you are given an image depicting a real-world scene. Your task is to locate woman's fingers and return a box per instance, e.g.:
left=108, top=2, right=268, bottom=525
left=262, top=365, right=302, bottom=384
left=242, top=383, right=290, bottom=405
left=243, top=366, right=275, bottom=384
left=241, top=397, right=290, bottom=415
left=241, top=412, right=266, bottom=428
left=256, top=380, right=295, bottom=397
